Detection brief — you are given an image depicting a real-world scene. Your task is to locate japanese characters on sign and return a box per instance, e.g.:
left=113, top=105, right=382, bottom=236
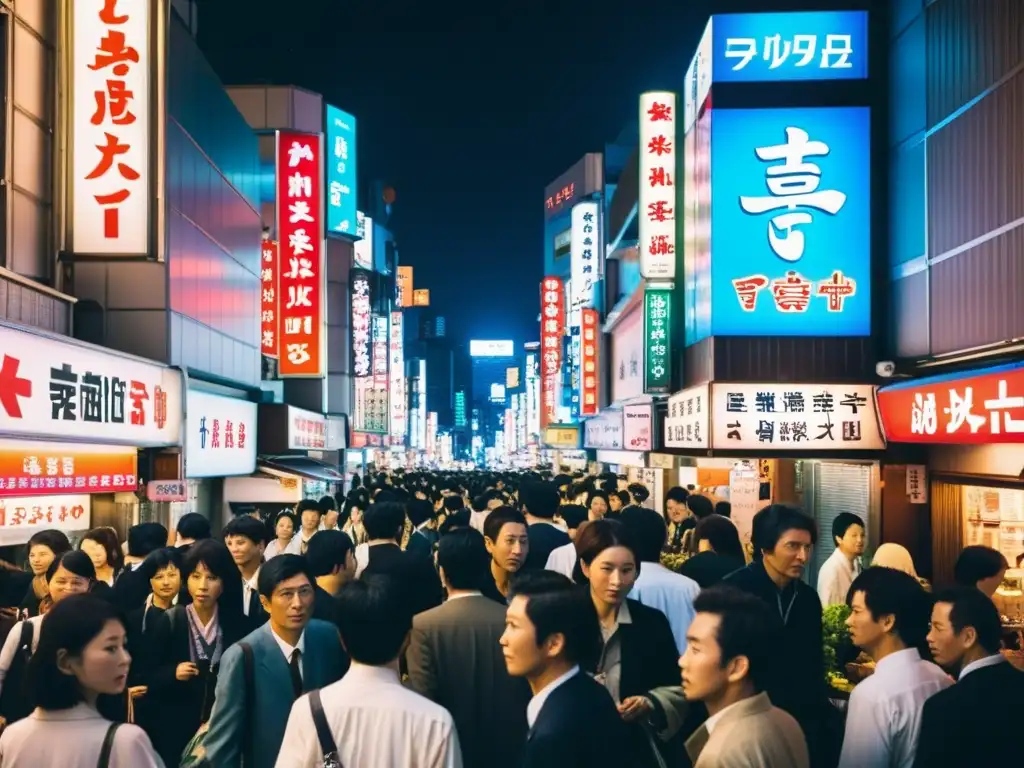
left=580, top=309, right=599, bottom=417
left=372, top=315, right=389, bottom=387
left=712, top=11, right=868, bottom=83
left=612, top=308, right=645, bottom=403
left=643, top=288, right=672, bottom=394
left=544, top=426, right=580, bottom=450
left=276, top=131, right=324, bottom=376
left=584, top=411, right=623, bottom=451
left=72, top=0, right=151, bottom=255
left=185, top=390, right=257, bottom=478
left=0, top=325, right=182, bottom=447
left=396, top=266, right=414, bottom=308
left=413, top=289, right=430, bottom=307
left=876, top=362, right=1024, bottom=445
left=354, top=212, right=373, bottom=269
left=711, top=107, right=871, bottom=336
left=539, top=277, right=565, bottom=429
left=906, top=465, right=928, bottom=504
left=389, top=312, right=406, bottom=442
left=288, top=407, right=327, bottom=450
left=623, top=405, right=653, bottom=452
left=147, top=481, right=186, bottom=503
left=325, top=105, right=358, bottom=236
left=0, top=441, right=137, bottom=498
left=544, top=183, right=575, bottom=213
left=260, top=241, right=279, bottom=358
left=711, top=383, right=884, bottom=451
left=665, top=385, right=711, bottom=449
left=570, top=202, right=599, bottom=311
left=351, top=270, right=372, bottom=378
left=0, top=495, right=92, bottom=546
left=639, top=92, right=677, bottom=280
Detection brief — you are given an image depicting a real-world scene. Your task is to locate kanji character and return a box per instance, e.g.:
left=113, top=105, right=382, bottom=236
left=817, top=271, right=857, bottom=312
left=287, top=141, right=314, bottom=168
left=647, top=201, right=674, bottom=223
left=647, top=102, right=673, bottom=122
left=911, top=392, right=938, bottom=435
left=771, top=272, right=812, bottom=313
left=86, top=132, right=139, bottom=181
left=647, top=135, right=673, bottom=156
left=89, top=31, right=139, bottom=77
left=733, top=275, right=768, bottom=311
left=649, top=167, right=673, bottom=187
left=91, top=80, right=136, bottom=126
left=99, top=0, right=129, bottom=24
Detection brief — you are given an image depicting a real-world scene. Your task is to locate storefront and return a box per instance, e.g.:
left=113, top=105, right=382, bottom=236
left=877, top=361, right=1024, bottom=599
left=0, top=323, right=183, bottom=550
left=665, top=381, right=884, bottom=581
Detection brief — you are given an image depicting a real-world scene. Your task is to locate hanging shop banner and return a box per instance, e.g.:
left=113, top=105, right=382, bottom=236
left=570, top=202, right=599, bottom=310
left=0, top=324, right=182, bottom=447
left=0, top=495, right=92, bottom=547
left=72, top=0, right=151, bottom=256
left=0, top=440, right=137, bottom=497
left=665, top=384, right=710, bottom=450
left=276, top=130, right=324, bottom=376
left=260, top=240, right=279, bottom=358
left=623, top=404, right=654, bottom=452
left=396, top=266, right=414, bottom=308
left=877, top=361, right=1024, bottom=444
left=354, top=212, right=373, bottom=269
left=580, top=308, right=599, bottom=417
left=372, top=315, right=389, bottom=388
left=353, top=376, right=370, bottom=433
left=639, top=92, right=677, bottom=280
left=351, top=270, right=372, bottom=378
left=584, top=411, right=624, bottom=451
left=643, top=288, right=672, bottom=394
left=413, top=289, right=430, bottom=307
left=363, top=388, right=388, bottom=434
left=325, top=105, right=358, bottom=236
left=185, top=390, right=257, bottom=478
left=906, top=465, right=928, bottom=504
left=543, top=425, right=580, bottom=450
left=539, top=277, right=565, bottom=429
left=389, top=311, right=406, bottom=442
left=711, top=383, right=884, bottom=451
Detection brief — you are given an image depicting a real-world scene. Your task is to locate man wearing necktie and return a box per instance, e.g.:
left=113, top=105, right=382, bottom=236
left=200, top=555, right=349, bottom=768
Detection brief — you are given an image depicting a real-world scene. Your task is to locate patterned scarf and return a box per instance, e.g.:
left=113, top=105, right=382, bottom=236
left=185, top=603, right=222, bottom=666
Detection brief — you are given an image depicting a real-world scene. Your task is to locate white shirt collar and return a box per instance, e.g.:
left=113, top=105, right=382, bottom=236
left=959, top=653, right=1006, bottom=680
left=526, top=665, right=580, bottom=728
left=445, top=591, right=482, bottom=602
left=270, top=625, right=306, bottom=664
left=704, top=698, right=747, bottom=735
left=874, top=647, right=922, bottom=672
left=243, top=567, right=260, bottom=591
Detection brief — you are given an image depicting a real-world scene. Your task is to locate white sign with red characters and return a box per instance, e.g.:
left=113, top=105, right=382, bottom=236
left=540, top=277, right=565, bottom=429
left=185, top=390, right=256, bottom=478
left=580, top=309, right=599, bottom=417
left=0, top=324, right=182, bottom=447
left=72, top=0, right=151, bottom=255
left=288, top=407, right=327, bottom=450
left=389, top=311, right=406, bottom=441
left=0, top=494, right=92, bottom=547
left=639, top=92, right=677, bottom=280
left=276, top=131, right=324, bottom=377
left=260, top=240, right=280, bottom=358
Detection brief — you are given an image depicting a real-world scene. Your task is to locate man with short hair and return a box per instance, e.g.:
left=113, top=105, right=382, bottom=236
left=521, top=481, right=570, bottom=572
left=407, top=528, right=529, bottom=768
left=294, top=499, right=323, bottom=555
left=500, top=570, right=628, bottom=767
left=483, top=506, right=530, bottom=602
left=816, top=512, right=865, bottom=606
left=305, top=529, right=357, bottom=625
left=223, top=514, right=269, bottom=624
left=360, top=501, right=443, bottom=617
left=203, top=555, right=347, bottom=768
left=174, top=512, right=211, bottom=551
left=277, top=575, right=462, bottom=768
left=914, top=586, right=1024, bottom=768
left=681, top=587, right=809, bottom=768
left=839, top=567, right=951, bottom=768
left=114, top=522, right=169, bottom=611
left=318, top=495, right=340, bottom=531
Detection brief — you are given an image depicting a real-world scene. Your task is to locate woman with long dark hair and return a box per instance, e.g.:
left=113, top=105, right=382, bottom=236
left=17, top=530, right=72, bottom=618
left=80, top=528, right=125, bottom=587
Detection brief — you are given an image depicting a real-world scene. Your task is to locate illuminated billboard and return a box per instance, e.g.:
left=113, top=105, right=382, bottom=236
left=470, top=340, right=514, bottom=357
left=490, top=383, right=506, bottom=402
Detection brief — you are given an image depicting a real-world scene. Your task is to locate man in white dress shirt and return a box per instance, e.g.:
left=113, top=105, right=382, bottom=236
left=839, top=566, right=952, bottom=768
left=276, top=574, right=462, bottom=768
left=543, top=505, right=587, bottom=579
left=815, top=512, right=865, bottom=606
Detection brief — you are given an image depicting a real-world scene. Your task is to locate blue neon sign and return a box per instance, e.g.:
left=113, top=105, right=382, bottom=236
left=325, top=105, right=358, bottom=236
left=709, top=106, right=871, bottom=337
left=712, top=11, right=868, bottom=83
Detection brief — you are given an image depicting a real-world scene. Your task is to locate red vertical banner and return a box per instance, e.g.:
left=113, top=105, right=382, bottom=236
left=580, top=308, right=599, bottom=417
left=276, top=131, right=324, bottom=377
left=540, top=277, right=564, bottom=429
left=260, top=240, right=279, bottom=358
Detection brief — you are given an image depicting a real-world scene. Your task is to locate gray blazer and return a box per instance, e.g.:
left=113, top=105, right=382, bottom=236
left=201, top=619, right=346, bottom=768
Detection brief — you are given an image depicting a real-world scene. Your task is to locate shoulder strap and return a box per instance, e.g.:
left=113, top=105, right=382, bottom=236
left=308, top=689, right=340, bottom=764
left=240, top=642, right=255, bottom=767
left=96, top=722, right=121, bottom=768
left=18, top=620, right=33, bottom=651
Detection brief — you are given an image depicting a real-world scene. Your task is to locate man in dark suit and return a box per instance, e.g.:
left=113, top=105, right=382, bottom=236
left=201, top=555, right=347, bottom=768
left=913, top=586, right=1024, bottom=768
left=223, top=514, right=269, bottom=628
left=501, top=570, right=629, bottom=768
left=361, top=501, right=443, bottom=617
left=406, top=527, right=530, bottom=768
left=305, top=529, right=356, bottom=625
left=521, top=481, right=570, bottom=571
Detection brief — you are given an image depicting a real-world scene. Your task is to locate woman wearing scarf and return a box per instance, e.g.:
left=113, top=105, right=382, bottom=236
left=142, top=539, right=245, bottom=766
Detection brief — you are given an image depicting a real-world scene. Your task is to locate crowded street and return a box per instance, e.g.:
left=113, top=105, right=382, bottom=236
left=0, top=0, right=1022, bottom=766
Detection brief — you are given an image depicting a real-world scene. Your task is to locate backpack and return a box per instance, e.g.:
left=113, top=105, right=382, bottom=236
left=0, top=620, right=35, bottom=726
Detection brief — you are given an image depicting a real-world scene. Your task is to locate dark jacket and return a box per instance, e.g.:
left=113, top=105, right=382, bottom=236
left=678, top=551, right=744, bottom=588
left=311, top=584, right=340, bottom=627
left=361, top=543, right=443, bottom=618
left=523, top=522, right=570, bottom=572
left=724, top=562, right=840, bottom=768
left=113, top=564, right=151, bottom=612
left=913, top=659, right=1024, bottom=768
left=522, top=672, right=630, bottom=768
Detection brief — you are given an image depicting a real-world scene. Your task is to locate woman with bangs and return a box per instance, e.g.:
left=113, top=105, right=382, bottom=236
left=80, top=528, right=125, bottom=587
left=142, top=539, right=245, bottom=766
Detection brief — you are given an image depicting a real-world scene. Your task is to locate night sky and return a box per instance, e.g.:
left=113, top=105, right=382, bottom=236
left=196, top=1, right=712, bottom=345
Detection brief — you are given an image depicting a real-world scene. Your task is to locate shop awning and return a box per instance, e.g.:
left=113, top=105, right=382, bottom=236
left=257, top=455, right=345, bottom=483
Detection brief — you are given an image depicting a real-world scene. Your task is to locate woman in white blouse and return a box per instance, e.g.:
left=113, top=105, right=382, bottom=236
left=0, top=593, right=163, bottom=767
left=263, top=511, right=301, bottom=560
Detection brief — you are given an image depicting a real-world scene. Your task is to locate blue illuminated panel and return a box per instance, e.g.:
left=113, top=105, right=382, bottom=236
left=325, top=105, right=358, bottom=236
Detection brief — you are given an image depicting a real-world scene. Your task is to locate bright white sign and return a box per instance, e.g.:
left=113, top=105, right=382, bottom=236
left=665, top=385, right=710, bottom=449
left=470, top=340, right=515, bottom=357
left=571, top=202, right=599, bottom=311
left=185, top=391, right=257, bottom=478
left=584, top=411, right=624, bottom=450
left=623, top=404, right=653, bottom=452
left=288, top=406, right=327, bottom=450
left=354, top=213, right=374, bottom=269
left=490, top=383, right=506, bottom=402
left=0, top=495, right=92, bottom=547
left=72, top=0, right=151, bottom=255
left=711, top=383, right=884, bottom=450
left=639, top=92, right=677, bottom=280
left=389, top=311, right=406, bottom=442
left=0, top=324, right=182, bottom=446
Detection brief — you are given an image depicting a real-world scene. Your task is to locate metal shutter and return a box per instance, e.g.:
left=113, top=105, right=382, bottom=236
left=806, top=462, right=872, bottom=588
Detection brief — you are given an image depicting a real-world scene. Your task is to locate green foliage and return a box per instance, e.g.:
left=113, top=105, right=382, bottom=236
left=822, top=603, right=852, bottom=683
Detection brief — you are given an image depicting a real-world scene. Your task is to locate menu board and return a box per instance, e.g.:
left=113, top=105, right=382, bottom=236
left=963, top=486, right=1024, bottom=562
